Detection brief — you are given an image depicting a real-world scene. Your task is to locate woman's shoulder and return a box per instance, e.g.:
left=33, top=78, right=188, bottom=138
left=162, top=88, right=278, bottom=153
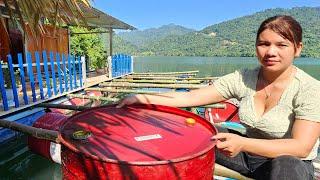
left=295, top=67, right=320, bottom=89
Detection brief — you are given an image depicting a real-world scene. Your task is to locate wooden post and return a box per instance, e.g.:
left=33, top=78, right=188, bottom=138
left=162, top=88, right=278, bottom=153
left=130, top=56, right=134, bottom=73
left=81, top=56, right=86, bottom=86
left=109, top=28, right=113, bottom=57
left=107, top=56, right=112, bottom=78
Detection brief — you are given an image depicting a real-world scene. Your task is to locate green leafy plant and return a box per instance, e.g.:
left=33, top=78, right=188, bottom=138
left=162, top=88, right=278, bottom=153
left=70, top=26, right=107, bottom=70
left=2, top=65, right=20, bottom=89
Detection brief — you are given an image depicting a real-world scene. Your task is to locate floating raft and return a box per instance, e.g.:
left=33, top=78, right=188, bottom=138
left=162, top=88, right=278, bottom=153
left=0, top=70, right=318, bottom=179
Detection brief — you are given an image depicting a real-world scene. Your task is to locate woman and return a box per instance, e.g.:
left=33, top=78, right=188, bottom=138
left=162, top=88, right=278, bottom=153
left=117, top=15, right=320, bottom=180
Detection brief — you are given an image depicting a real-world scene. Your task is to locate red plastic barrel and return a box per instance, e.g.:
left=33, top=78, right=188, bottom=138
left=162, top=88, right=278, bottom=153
left=28, top=112, right=68, bottom=163
left=59, top=104, right=217, bottom=180
left=205, top=101, right=240, bottom=123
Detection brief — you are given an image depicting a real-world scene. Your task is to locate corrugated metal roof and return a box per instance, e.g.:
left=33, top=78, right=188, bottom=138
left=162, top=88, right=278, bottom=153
left=77, top=4, right=136, bottom=30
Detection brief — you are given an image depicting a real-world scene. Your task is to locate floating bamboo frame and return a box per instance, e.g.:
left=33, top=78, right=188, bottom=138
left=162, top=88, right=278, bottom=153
left=85, top=88, right=161, bottom=94
left=36, top=103, right=90, bottom=111
left=112, top=79, right=201, bottom=84
left=67, top=94, right=119, bottom=102
left=124, top=76, right=218, bottom=81
left=100, top=82, right=205, bottom=89
left=132, top=70, right=199, bottom=75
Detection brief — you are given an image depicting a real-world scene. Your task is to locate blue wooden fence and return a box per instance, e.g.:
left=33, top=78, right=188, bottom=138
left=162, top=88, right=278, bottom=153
left=0, top=51, right=85, bottom=111
left=111, top=54, right=133, bottom=77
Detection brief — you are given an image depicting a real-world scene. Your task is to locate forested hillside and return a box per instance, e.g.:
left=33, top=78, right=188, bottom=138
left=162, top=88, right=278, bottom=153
left=111, top=7, right=320, bottom=57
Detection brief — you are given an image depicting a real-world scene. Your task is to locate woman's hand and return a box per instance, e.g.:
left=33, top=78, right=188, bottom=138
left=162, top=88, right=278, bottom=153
left=212, top=133, right=246, bottom=157
left=116, top=95, right=141, bottom=108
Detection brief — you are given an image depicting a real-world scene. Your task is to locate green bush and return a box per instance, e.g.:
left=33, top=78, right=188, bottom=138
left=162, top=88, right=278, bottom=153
left=70, top=27, right=106, bottom=70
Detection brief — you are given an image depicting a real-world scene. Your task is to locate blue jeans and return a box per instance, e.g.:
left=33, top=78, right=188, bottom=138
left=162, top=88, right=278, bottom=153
left=215, top=127, right=315, bottom=180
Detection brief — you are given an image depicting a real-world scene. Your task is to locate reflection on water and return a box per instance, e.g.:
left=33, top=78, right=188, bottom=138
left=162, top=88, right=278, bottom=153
left=1, top=56, right=320, bottom=179
left=0, top=136, right=61, bottom=179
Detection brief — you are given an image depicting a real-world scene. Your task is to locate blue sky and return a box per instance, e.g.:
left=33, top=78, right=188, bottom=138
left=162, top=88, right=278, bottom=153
left=93, top=0, right=320, bottom=30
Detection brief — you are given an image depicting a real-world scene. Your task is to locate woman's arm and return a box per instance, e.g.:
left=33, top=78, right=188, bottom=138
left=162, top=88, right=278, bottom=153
left=214, top=119, right=320, bottom=158
left=117, top=85, right=226, bottom=108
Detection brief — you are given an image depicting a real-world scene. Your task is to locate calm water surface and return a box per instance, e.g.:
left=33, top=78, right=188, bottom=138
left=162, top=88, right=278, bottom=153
left=134, top=56, right=320, bottom=79
left=1, top=56, right=320, bottom=179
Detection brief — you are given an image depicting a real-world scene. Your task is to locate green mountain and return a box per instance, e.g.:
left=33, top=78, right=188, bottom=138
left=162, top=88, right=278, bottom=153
left=117, top=23, right=195, bottom=47
left=112, top=7, right=320, bottom=57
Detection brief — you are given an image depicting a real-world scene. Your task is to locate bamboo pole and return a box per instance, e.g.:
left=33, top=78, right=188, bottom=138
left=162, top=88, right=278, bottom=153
left=67, top=94, right=119, bottom=102
left=194, top=104, right=226, bottom=109
left=100, top=82, right=205, bottom=89
left=129, top=74, right=197, bottom=77
left=112, top=79, right=201, bottom=84
left=85, top=88, right=161, bottom=94
left=0, top=119, right=59, bottom=143
left=36, top=103, right=90, bottom=111
left=124, top=76, right=219, bottom=80
left=132, top=70, right=199, bottom=75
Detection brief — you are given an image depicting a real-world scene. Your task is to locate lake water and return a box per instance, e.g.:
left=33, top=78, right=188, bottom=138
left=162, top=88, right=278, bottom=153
left=1, top=56, right=320, bottom=179
left=133, top=56, right=320, bottom=79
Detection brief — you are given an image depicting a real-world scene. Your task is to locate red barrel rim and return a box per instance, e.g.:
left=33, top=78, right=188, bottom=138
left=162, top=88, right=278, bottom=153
left=58, top=104, right=217, bottom=165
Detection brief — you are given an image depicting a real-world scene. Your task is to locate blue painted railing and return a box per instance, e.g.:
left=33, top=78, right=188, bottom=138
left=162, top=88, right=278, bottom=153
left=111, top=54, right=133, bottom=77
left=0, top=51, right=85, bottom=111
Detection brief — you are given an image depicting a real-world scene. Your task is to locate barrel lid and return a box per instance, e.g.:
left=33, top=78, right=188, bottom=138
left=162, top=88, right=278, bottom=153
left=59, top=104, right=216, bottom=165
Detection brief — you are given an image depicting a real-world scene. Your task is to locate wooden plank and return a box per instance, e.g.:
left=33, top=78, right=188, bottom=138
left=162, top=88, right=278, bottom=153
left=68, top=54, right=73, bottom=90
left=0, top=62, right=9, bottom=110
left=17, top=53, right=28, bottom=105
left=0, top=86, right=85, bottom=117
left=56, top=53, right=63, bottom=94
left=49, top=51, right=58, bottom=95
left=62, top=54, right=68, bottom=91
left=78, top=56, right=83, bottom=87
left=26, top=52, right=37, bottom=102
left=35, top=51, right=44, bottom=100
left=7, top=55, right=19, bottom=107
left=42, top=51, right=52, bottom=98
left=72, top=55, right=77, bottom=88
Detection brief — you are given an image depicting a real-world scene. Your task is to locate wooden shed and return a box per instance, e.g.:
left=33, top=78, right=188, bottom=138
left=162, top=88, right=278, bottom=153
left=0, top=1, right=135, bottom=64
